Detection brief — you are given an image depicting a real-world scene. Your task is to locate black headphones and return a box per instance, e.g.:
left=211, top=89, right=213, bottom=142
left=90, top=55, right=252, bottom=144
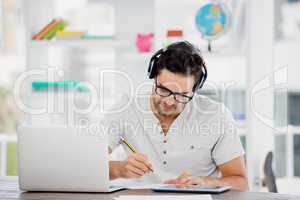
left=147, top=41, right=207, bottom=90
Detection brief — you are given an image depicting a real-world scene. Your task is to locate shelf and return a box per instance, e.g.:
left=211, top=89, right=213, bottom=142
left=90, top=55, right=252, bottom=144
left=201, top=50, right=245, bottom=59
left=29, top=39, right=129, bottom=49
left=0, top=134, right=17, bottom=142
left=120, top=52, right=153, bottom=61
left=119, top=50, right=245, bottom=63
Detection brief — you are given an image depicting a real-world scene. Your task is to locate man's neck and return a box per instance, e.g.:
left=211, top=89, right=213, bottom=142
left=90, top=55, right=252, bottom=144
left=150, top=96, right=181, bottom=135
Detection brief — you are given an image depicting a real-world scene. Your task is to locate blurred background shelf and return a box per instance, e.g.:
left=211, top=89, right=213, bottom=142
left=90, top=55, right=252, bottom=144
left=29, top=39, right=129, bottom=49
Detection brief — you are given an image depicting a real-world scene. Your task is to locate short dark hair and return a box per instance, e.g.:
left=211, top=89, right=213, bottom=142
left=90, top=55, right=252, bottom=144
left=156, top=41, right=206, bottom=90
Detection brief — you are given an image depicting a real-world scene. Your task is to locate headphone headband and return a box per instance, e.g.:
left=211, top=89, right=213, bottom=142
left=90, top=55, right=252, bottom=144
left=147, top=41, right=207, bottom=91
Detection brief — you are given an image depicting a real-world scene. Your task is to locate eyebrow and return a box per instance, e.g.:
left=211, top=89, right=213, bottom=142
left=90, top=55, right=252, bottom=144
left=156, top=81, right=191, bottom=95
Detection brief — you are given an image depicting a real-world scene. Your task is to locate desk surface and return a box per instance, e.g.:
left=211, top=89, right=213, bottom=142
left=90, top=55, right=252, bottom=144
left=1, top=177, right=299, bottom=200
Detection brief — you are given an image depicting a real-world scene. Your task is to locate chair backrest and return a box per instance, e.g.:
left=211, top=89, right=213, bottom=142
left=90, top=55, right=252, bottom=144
left=263, top=151, right=278, bottom=193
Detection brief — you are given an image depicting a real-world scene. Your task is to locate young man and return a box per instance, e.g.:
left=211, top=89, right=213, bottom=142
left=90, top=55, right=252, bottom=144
left=106, top=41, right=248, bottom=191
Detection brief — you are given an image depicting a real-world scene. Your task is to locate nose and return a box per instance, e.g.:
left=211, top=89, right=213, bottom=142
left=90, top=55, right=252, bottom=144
left=164, top=95, right=176, bottom=106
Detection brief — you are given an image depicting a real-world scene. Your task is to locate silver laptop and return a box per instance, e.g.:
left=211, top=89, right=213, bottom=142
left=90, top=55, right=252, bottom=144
left=17, top=124, right=124, bottom=193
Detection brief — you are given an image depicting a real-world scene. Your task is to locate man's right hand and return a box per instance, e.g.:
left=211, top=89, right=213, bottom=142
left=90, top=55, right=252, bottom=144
left=109, top=153, right=153, bottom=180
left=120, top=153, right=153, bottom=178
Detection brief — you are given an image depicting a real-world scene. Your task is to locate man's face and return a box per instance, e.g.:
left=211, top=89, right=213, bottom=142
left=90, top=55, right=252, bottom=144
left=152, top=69, right=196, bottom=117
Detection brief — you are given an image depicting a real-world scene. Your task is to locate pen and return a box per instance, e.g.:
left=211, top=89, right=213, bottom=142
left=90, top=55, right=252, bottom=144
left=120, top=136, right=154, bottom=172
left=120, top=136, right=136, bottom=153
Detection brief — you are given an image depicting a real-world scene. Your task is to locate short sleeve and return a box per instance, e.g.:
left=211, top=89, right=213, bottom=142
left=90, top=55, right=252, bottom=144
left=212, top=106, right=245, bottom=166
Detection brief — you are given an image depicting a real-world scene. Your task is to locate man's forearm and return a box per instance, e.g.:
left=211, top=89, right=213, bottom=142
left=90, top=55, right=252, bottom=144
left=202, top=175, right=249, bottom=191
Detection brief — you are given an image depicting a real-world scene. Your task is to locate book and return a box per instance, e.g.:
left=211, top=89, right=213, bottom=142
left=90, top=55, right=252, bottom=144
left=83, top=34, right=114, bottom=40
left=43, top=20, right=66, bottom=40
left=32, top=80, right=89, bottom=92
left=32, top=19, right=60, bottom=40
left=56, top=30, right=85, bottom=40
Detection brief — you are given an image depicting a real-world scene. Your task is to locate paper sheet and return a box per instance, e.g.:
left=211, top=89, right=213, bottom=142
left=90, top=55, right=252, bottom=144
left=114, top=195, right=212, bottom=200
left=124, top=182, right=166, bottom=189
left=110, top=179, right=167, bottom=189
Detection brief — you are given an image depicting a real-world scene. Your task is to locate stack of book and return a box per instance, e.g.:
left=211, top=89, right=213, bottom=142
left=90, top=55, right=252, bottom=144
left=32, top=19, right=85, bottom=40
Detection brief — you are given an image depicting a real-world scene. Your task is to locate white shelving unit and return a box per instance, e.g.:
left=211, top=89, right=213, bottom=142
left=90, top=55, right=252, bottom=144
left=23, top=0, right=247, bottom=103
left=29, top=39, right=129, bottom=48
left=22, top=0, right=156, bottom=124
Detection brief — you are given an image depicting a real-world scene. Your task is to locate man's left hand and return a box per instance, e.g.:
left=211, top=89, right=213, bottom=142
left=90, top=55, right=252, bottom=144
left=164, top=171, right=210, bottom=188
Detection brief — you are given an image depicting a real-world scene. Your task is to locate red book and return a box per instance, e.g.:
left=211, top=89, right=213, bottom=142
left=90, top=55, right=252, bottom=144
left=32, top=19, right=60, bottom=40
left=167, top=30, right=183, bottom=37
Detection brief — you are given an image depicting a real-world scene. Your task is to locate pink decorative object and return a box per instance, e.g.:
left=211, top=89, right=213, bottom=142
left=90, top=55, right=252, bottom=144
left=136, top=33, right=154, bottom=53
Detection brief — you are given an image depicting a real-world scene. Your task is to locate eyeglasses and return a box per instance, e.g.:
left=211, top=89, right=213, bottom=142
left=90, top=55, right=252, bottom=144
left=154, top=79, right=194, bottom=104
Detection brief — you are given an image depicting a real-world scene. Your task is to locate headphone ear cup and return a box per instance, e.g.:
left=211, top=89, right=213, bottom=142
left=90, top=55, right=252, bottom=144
left=149, top=58, right=158, bottom=79
left=197, top=64, right=207, bottom=89
left=148, top=49, right=164, bottom=79
left=148, top=56, right=155, bottom=79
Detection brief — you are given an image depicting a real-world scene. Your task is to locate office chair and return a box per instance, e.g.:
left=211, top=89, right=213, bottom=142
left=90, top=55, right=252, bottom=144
left=263, top=151, right=278, bottom=193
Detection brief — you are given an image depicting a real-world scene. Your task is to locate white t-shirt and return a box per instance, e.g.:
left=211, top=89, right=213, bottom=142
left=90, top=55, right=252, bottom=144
left=102, top=94, right=244, bottom=182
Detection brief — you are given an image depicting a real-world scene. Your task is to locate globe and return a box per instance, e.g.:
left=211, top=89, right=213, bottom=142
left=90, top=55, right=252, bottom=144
left=195, top=3, right=230, bottom=40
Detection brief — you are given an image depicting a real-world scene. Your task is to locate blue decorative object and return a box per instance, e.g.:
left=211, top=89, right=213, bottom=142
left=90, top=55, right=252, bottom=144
left=195, top=2, right=231, bottom=51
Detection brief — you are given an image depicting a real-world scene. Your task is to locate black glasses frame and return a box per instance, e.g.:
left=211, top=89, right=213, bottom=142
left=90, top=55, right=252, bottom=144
left=154, top=79, right=194, bottom=104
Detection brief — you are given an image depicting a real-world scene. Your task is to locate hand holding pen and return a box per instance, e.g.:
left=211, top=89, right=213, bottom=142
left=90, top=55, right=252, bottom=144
left=118, top=136, right=154, bottom=178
